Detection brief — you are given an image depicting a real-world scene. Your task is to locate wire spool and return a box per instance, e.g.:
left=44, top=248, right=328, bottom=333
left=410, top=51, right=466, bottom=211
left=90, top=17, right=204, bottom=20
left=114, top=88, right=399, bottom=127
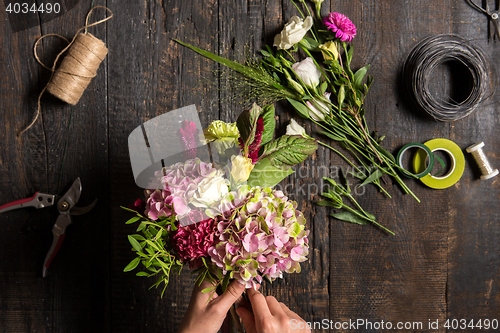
left=466, top=142, right=499, bottom=180
left=403, top=34, right=494, bottom=121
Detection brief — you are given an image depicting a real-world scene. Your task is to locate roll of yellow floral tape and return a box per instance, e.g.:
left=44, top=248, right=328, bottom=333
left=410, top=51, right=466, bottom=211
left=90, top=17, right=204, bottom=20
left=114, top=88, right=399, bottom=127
left=412, top=138, right=465, bottom=189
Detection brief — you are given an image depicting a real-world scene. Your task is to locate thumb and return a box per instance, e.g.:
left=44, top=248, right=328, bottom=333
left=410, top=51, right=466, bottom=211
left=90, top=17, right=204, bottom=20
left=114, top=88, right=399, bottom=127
left=236, top=306, right=256, bottom=333
left=212, top=280, right=245, bottom=311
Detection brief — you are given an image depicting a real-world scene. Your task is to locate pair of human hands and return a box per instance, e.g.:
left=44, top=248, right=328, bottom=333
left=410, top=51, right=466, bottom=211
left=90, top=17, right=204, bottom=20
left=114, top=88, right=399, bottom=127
left=178, top=280, right=311, bottom=333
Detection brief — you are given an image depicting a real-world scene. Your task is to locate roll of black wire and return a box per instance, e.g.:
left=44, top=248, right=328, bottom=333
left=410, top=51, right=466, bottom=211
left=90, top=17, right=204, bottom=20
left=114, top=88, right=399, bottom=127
left=402, top=34, right=494, bottom=121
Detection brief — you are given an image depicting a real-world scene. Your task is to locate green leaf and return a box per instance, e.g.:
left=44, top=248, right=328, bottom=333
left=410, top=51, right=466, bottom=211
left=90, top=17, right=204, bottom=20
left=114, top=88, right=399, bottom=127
left=286, top=97, right=310, bottom=119
left=298, top=38, right=312, bottom=50
left=260, top=49, right=271, bottom=57
left=136, top=271, right=149, bottom=277
left=319, top=81, right=328, bottom=94
left=260, top=104, right=275, bottom=146
left=246, top=158, right=294, bottom=188
left=353, top=65, right=370, bottom=91
left=317, top=130, right=346, bottom=142
left=360, top=168, right=384, bottom=187
left=337, top=85, right=345, bottom=108
left=126, top=216, right=140, bottom=224
left=137, top=222, right=147, bottom=232
left=260, top=135, right=318, bottom=167
left=128, top=235, right=143, bottom=252
left=331, top=211, right=371, bottom=225
left=376, top=145, right=396, bottom=164
left=121, top=206, right=140, bottom=213
left=123, top=257, right=141, bottom=272
left=304, top=36, right=320, bottom=50
left=237, top=103, right=262, bottom=153
left=130, top=234, right=146, bottom=241
left=201, top=287, right=214, bottom=294
left=174, top=39, right=266, bottom=82
left=316, top=200, right=342, bottom=209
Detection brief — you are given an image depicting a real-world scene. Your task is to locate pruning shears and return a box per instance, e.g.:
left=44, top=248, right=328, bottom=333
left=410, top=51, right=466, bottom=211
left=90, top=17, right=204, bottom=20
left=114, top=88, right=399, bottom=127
left=466, top=0, right=500, bottom=41
left=0, top=178, right=97, bottom=277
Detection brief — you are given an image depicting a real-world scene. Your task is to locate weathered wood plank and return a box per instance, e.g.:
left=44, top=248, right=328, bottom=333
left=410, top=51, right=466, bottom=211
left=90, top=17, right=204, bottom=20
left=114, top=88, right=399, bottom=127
left=326, top=0, right=452, bottom=331
left=448, top=0, right=500, bottom=321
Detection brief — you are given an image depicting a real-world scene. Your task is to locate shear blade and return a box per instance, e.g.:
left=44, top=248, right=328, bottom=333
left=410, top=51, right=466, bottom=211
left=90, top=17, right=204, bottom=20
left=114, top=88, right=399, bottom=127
left=70, top=199, right=98, bottom=216
left=42, top=214, right=72, bottom=277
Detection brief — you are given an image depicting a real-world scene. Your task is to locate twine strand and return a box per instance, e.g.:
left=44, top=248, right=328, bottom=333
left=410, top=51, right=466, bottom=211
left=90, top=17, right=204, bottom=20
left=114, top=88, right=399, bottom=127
left=18, top=6, right=113, bottom=137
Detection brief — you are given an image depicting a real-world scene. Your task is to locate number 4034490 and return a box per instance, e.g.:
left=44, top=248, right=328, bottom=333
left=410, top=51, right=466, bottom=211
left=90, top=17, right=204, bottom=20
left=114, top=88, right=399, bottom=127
left=6, top=3, right=61, bottom=14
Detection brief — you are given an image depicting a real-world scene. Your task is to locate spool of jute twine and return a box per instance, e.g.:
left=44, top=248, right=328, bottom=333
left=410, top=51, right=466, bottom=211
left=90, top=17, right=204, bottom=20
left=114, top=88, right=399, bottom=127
left=18, top=6, right=113, bottom=136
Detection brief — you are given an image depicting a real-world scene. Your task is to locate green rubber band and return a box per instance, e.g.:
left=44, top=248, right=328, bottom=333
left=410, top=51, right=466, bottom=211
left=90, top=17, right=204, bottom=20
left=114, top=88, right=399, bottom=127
left=396, top=143, right=435, bottom=179
left=432, top=155, right=446, bottom=177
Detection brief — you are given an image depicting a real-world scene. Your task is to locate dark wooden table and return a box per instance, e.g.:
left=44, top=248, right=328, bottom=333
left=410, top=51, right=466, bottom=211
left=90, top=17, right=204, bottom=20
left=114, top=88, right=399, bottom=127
left=1, top=0, right=499, bottom=332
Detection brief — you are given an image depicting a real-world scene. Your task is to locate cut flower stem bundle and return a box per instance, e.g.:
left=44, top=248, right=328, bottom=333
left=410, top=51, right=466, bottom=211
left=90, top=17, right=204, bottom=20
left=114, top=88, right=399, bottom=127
left=175, top=0, right=420, bottom=234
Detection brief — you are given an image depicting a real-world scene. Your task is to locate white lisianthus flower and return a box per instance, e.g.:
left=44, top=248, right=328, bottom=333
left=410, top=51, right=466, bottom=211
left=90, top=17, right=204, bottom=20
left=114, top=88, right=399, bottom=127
left=305, top=92, right=331, bottom=121
left=274, top=16, right=313, bottom=50
left=286, top=119, right=306, bottom=137
left=292, top=57, right=322, bottom=89
left=230, top=155, right=254, bottom=183
left=190, top=168, right=229, bottom=208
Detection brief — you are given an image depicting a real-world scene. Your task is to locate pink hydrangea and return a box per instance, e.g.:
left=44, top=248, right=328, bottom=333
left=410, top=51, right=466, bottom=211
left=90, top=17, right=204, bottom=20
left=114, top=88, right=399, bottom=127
left=144, top=189, right=174, bottom=220
left=208, top=187, right=309, bottom=289
left=144, top=158, right=229, bottom=222
left=323, top=12, right=356, bottom=42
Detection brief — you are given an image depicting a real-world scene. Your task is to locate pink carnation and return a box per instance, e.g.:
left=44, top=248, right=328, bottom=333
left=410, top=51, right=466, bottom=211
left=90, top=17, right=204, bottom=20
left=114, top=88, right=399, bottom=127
left=171, top=216, right=216, bottom=269
left=323, top=12, right=356, bottom=42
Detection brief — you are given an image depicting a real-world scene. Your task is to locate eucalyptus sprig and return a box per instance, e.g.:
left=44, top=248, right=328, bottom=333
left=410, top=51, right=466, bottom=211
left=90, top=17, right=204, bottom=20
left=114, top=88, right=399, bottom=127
left=122, top=206, right=184, bottom=297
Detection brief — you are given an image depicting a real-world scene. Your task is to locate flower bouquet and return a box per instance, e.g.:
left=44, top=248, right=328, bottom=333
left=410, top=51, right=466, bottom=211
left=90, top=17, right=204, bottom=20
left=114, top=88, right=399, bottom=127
left=123, top=103, right=316, bottom=299
left=174, top=0, right=420, bottom=231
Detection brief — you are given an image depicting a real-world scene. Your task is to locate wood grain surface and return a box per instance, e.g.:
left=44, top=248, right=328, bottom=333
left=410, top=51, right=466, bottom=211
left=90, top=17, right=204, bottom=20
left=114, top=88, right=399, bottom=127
left=0, top=0, right=499, bottom=332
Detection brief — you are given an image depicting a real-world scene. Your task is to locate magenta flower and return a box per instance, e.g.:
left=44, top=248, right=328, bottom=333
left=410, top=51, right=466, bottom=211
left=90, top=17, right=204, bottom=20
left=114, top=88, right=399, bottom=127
left=128, top=198, right=146, bottom=216
left=177, top=120, right=198, bottom=159
left=171, top=216, right=216, bottom=269
left=238, top=117, right=264, bottom=164
left=323, top=12, right=356, bottom=42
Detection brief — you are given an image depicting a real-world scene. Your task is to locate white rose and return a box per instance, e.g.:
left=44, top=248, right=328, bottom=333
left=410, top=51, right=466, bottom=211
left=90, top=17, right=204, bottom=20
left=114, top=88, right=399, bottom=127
left=286, top=119, right=306, bottom=137
left=230, top=155, right=254, bottom=184
left=274, top=16, right=313, bottom=50
left=305, top=92, right=331, bottom=121
left=292, top=57, right=322, bottom=88
left=190, top=169, right=229, bottom=208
